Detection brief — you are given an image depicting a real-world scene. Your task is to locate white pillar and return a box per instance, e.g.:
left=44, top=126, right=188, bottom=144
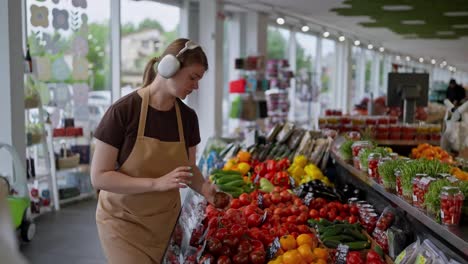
left=357, top=48, right=366, bottom=102
left=345, top=41, right=353, bottom=113
left=371, top=53, right=380, bottom=97
left=197, top=0, right=224, bottom=148
left=288, top=30, right=297, bottom=121
left=244, top=11, right=268, bottom=56
left=111, top=0, right=121, bottom=102
left=382, top=55, right=391, bottom=94
left=0, top=0, right=25, bottom=175
left=227, top=12, right=242, bottom=81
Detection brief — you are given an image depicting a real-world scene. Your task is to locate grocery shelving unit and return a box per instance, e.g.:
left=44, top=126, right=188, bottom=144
left=330, top=137, right=468, bottom=261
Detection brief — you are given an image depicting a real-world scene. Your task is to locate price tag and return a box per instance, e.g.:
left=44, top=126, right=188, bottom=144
left=289, top=176, right=296, bottom=188
left=260, top=211, right=268, bottom=225
left=293, top=185, right=305, bottom=197
left=394, top=250, right=407, bottom=264
left=266, top=237, right=281, bottom=261
left=254, top=174, right=261, bottom=184
left=257, top=193, right=264, bottom=209
left=302, top=192, right=314, bottom=207
left=335, top=244, right=350, bottom=264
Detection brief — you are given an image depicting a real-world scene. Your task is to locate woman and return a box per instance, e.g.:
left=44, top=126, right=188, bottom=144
left=91, top=38, right=216, bottom=263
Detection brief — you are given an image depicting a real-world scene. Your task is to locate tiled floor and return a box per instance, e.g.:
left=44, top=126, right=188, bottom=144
left=20, top=199, right=106, bottom=264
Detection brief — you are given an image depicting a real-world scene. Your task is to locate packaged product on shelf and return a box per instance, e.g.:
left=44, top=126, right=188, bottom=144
left=413, top=239, right=450, bottom=264
left=440, top=186, right=464, bottom=226
left=368, top=153, right=382, bottom=183
left=387, top=226, right=407, bottom=259
left=394, top=240, right=420, bottom=264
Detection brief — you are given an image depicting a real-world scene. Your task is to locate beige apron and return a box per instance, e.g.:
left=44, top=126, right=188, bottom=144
left=96, top=87, right=189, bottom=264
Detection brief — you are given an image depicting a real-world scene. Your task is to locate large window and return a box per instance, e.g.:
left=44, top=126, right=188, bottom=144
left=26, top=0, right=111, bottom=132
left=120, top=0, right=180, bottom=92
left=295, top=32, right=317, bottom=72
left=267, top=25, right=290, bottom=59
left=319, top=38, right=336, bottom=109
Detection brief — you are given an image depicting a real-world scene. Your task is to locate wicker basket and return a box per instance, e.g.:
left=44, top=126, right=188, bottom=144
left=58, top=153, right=80, bottom=170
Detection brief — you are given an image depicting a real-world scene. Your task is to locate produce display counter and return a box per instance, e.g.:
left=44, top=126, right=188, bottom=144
left=331, top=136, right=468, bottom=261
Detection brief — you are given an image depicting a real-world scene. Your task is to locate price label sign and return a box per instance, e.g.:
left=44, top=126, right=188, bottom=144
left=260, top=211, right=268, bottom=225
left=257, top=193, right=264, bottom=209
left=336, top=244, right=350, bottom=264
left=266, top=237, right=281, bottom=261
left=302, top=192, right=314, bottom=207
left=254, top=174, right=261, bottom=184
left=289, top=176, right=296, bottom=189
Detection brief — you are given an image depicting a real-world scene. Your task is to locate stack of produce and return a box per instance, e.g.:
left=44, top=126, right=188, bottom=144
left=288, top=155, right=332, bottom=187
left=210, top=170, right=253, bottom=198
left=411, top=143, right=453, bottom=164
left=267, top=234, right=326, bottom=264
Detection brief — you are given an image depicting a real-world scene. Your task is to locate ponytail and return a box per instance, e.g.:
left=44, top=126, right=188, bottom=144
left=142, top=57, right=159, bottom=87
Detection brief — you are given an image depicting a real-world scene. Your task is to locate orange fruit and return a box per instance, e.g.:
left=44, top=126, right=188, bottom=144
left=313, top=248, right=328, bottom=260
left=282, top=250, right=302, bottom=264
left=296, top=234, right=316, bottom=248
left=280, top=235, right=297, bottom=251
left=297, top=244, right=314, bottom=263
left=316, top=259, right=327, bottom=264
left=237, top=151, right=251, bottom=162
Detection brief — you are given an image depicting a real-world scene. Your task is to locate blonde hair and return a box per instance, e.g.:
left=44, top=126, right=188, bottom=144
left=142, top=38, right=208, bottom=87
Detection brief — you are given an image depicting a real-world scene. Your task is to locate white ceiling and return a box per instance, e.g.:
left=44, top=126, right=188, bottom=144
left=229, top=0, right=468, bottom=72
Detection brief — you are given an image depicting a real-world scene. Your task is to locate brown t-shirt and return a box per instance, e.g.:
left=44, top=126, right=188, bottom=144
left=94, top=91, right=201, bottom=167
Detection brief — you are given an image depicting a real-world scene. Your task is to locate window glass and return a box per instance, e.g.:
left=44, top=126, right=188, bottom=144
left=319, top=38, right=336, bottom=110
left=267, top=25, right=290, bottom=59
left=120, top=0, right=180, bottom=92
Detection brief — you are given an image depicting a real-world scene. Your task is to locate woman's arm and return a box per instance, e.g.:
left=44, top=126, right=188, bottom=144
left=187, top=146, right=216, bottom=204
left=91, top=139, right=192, bottom=194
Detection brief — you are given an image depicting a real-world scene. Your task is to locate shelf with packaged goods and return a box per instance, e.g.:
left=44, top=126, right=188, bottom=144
left=330, top=138, right=468, bottom=259
left=375, top=139, right=440, bottom=146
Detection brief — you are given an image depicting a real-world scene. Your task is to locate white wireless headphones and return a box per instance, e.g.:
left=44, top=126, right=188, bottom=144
left=156, top=40, right=200, bottom=79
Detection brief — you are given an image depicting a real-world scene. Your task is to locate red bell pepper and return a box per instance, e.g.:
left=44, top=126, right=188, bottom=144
left=254, top=163, right=267, bottom=176
left=266, top=160, right=277, bottom=172
left=276, top=158, right=290, bottom=171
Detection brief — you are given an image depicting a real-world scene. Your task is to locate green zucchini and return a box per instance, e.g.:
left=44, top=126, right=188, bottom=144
left=221, top=179, right=245, bottom=187
left=215, top=175, right=243, bottom=184
left=321, top=235, right=356, bottom=243
left=218, top=185, right=244, bottom=193
left=323, top=240, right=340, bottom=248
left=345, top=241, right=370, bottom=250
left=343, top=228, right=367, bottom=241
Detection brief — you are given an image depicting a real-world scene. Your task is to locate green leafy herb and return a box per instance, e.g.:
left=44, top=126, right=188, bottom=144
left=359, top=147, right=389, bottom=170
left=339, top=140, right=354, bottom=161
left=424, top=179, right=451, bottom=221
left=379, top=159, right=404, bottom=189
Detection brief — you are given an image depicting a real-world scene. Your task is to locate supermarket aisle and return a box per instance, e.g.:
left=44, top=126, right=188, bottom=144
left=20, top=199, right=105, bottom=264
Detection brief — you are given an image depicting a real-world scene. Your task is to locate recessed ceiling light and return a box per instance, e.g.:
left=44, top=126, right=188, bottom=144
left=339, top=35, right=346, bottom=42
left=379, top=47, right=385, bottom=52
left=431, top=59, right=436, bottom=64
left=276, top=17, right=285, bottom=25
left=323, top=31, right=330, bottom=38
left=452, top=24, right=468, bottom=29
left=382, top=5, right=413, bottom=11
left=301, top=25, right=310, bottom=32
left=354, top=40, right=360, bottom=46
left=419, top=58, right=424, bottom=63
left=444, top=11, right=468, bottom=17
left=437, top=31, right=455, bottom=35
left=368, top=44, right=373, bottom=50
left=442, top=61, right=447, bottom=66
left=396, top=55, right=401, bottom=60
left=440, top=63, right=445, bottom=68
left=401, top=20, right=425, bottom=25
left=406, top=56, right=411, bottom=61
left=448, top=66, right=454, bottom=71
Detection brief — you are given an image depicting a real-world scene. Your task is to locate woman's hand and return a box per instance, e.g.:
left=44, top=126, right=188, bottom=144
left=153, top=166, right=193, bottom=192
left=200, top=181, right=218, bottom=204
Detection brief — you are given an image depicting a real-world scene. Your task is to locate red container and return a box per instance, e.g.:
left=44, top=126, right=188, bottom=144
left=366, top=117, right=377, bottom=125
left=351, top=141, right=372, bottom=157
left=377, top=116, right=389, bottom=125
left=440, top=187, right=464, bottom=226
left=53, top=128, right=66, bottom=137
left=416, top=177, right=436, bottom=210
left=395, top=170, right=403, bottom=196
left=412, top=174, right=425, bottom=206
left=368, top=153, right=382, bottom=183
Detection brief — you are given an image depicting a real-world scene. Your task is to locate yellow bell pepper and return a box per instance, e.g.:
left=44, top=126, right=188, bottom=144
left=293, top=155, right=308, bottom=168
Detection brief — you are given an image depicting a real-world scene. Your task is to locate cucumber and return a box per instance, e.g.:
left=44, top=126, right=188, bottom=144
left=323, top=240, right=340, bottom=248
left=229, top=191, right=243, bottom=198
left=215, top=175, right=243, bottom=184
left=344, top=241, right=370, bottom=250
left=218, top=185, right=244, bottom=193
left=343, top=228, right=367, bottom=241
left=221, top=179, right=245, bottom=187
left=322, top=235, right=355, bottom=243
left=320, top=227, right=344, bottom=238
left=318, top=218, right=333, bottom=227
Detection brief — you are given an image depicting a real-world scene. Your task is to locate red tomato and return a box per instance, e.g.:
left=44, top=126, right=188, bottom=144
left=290, top=205, right=301, bottom=216
left=237, top=240, right=252, bottom=254
left=328, top=211, right=337, bottom=221
left=282, top=207, right=292, bottom=216
left=290, top=232, right=299, bottom=239
left=335, top=216, right=344, bottom=221
left=342, top=204, right=350, bottom=213
left=347, top=251, right=364, bottom=264
left=231, top=224, right=244, bottom=238
left=217, top=256, right=232, bottom=264
left=220, top=246, right=232, bottom=257
left=249, top=250, right=266, bottom=264
left=309, top=209, right=319, bottom=218
left=232, top=253, right=249, bottom=264
left=350, top=205, right=359, bottom=216
left=280, top=190, right=292, bottom=202
left=366, top=250, right=383, bottom=263
left=223, top=236, right=240, bottom=249
left=200, top=254, right=215, bottom=263
left=299, top=205, right=309, bottom=213
left=271, top=193, right=281, bottom=204
left=239, top=193, right=252, bottom=206
left=319, top=208, right=328, bottom=218
left=296, top=214, right=307, bottom=224
left=297, top=224, right=310, bottom=234
left=243, top=205, right=258, bottom=218
left=230, top=199, right=242, bottom=209
left=348, top=215, right=358, bottom=224
left=215, top=228, right=228, bottom=241
left=293, top=198, right=303, bottom=207
left=274, top=208, right=282, bottom=215
left=248, top=227, right=261, bottom=240
left=250, top=240, right=264, bottom=251
left=286, top=215, right=297, bottom=224
left=207, top=237, right=223, bottom=255
left=248, top=214, right=262, bottom=227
